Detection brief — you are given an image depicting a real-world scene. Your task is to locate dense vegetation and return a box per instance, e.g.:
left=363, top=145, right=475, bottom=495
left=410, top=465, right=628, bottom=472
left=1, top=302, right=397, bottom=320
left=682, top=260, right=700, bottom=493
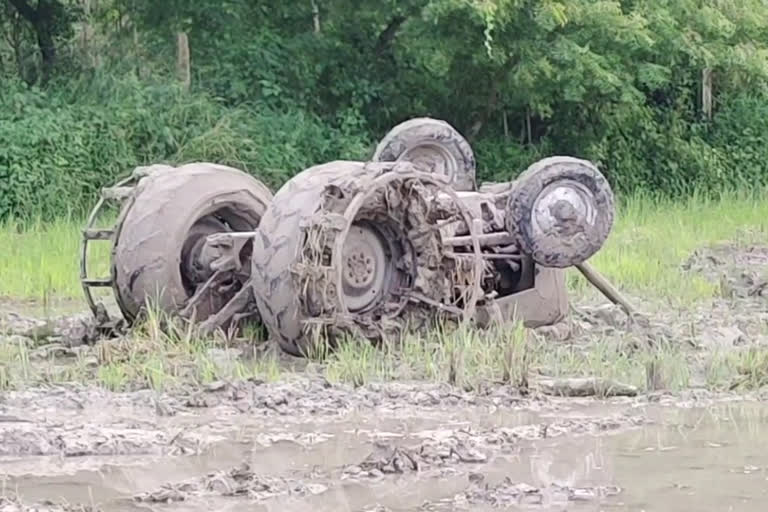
left=2, top=0, right=768, bottom=220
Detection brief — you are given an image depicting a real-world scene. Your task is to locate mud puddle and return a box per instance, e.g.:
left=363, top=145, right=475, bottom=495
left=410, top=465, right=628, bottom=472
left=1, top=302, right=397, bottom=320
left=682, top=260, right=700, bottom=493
left=3, top=388, right=767, bottom=512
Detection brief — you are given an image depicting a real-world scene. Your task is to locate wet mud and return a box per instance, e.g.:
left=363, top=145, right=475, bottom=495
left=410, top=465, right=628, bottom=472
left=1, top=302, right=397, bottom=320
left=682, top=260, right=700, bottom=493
left=2, top=244, right=768, bottom=511
left=1, top=377, right=766, bottom=512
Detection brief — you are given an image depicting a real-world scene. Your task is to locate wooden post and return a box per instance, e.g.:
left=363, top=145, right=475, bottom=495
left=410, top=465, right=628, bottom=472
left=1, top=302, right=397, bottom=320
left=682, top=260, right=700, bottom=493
left=311, top=0, right=321, bottom=33
left=177, top=31, right=191, bottom=90
left=81, top=0, right=93, bottom=67
left=702, top=68, right=713, bottom=120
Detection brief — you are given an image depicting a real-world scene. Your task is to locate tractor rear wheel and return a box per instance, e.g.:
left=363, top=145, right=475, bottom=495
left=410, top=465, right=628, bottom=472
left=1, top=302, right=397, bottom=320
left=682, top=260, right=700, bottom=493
left=111, top=163, right=272, bottom=324
left=251, top=160, right=482, bottom=357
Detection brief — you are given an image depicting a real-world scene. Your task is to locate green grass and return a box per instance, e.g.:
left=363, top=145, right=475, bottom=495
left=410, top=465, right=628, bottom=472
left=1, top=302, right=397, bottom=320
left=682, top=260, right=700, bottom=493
left=0, top=215, right=111, bottom=302
left=567, top=188, right=768, bottom=304
left=0, top=305, right=281, bottom=392
left=314, top=322, right=694, bottom=394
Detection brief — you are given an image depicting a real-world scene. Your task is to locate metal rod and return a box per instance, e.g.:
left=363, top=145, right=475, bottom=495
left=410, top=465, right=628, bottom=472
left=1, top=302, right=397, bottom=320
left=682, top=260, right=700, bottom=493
left=206, top=231, right=259, bottom=241
left=445, top=252, right=522, bottom=261
left=443, top=232, right=514, bottom=247
left=575, top=261, right=639, bottom=317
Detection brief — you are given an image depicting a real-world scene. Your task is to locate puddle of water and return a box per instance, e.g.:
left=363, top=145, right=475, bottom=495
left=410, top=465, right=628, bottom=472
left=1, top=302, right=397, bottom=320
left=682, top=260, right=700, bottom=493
left=4, top=402, right=768, bottom=511
left=475, top=402, right=768, bottom=512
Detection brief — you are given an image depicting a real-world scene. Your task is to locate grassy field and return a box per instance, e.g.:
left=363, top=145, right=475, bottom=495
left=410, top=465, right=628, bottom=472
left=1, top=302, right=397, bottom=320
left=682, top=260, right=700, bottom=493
left=0, top=189, right=767, bottom=393
left=570, top=189, right=768, bottom=303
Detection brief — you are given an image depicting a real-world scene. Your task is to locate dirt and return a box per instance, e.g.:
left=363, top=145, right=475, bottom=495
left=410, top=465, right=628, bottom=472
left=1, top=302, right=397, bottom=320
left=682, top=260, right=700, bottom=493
left=0, top=379, right=766, bottom=511
left=545, top=242, right=768, bottom=354
left=1, top=242, right=768, bottom=511
left=682, top=243, right=768, bottom=298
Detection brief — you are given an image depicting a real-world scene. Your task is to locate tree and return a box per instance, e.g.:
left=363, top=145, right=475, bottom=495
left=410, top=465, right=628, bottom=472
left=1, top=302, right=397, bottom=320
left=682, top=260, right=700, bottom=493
left=5, top=0, right=76, bottom=84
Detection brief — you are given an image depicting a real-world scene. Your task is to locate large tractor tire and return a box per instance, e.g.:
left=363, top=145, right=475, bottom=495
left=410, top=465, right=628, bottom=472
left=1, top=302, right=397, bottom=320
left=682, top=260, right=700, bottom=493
left=251, top=160, right=481, bottom=357
left=372, top=117, right=477, bottom=192
left=505, top=157, right=614, bottom=268
left=111, top=163, right=272, bottom=323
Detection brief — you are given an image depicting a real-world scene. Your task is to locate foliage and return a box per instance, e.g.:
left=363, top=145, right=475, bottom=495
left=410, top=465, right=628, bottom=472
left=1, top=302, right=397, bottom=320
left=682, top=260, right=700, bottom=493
left=2, top=0, right=768, bottom=218
left=0, top=75, right=369, bottom=219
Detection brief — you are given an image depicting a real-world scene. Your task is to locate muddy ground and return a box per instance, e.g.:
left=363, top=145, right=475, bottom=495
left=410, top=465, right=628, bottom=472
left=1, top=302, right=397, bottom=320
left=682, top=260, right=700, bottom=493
left=1, top=243, right=767, bottom=511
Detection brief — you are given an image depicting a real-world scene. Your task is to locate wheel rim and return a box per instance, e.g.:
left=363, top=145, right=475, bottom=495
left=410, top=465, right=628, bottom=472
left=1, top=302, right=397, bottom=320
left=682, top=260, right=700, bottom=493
left=398, top=142, right=458, bottom=184
left=180, top=215, right=230, bottom=293
left=531, top=180, right=597, bottom=240
left=177, top=206, right=257, bottom=318
left=340, top=222, right=394, bottom=313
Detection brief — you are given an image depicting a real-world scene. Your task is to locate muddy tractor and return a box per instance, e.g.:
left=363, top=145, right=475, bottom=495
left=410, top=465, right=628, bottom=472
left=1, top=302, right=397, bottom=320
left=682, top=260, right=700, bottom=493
left=81, top=118, right=623, bottom=356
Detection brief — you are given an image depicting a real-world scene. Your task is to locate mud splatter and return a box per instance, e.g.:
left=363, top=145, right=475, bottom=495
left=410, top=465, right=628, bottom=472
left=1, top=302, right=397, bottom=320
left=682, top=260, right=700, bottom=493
left=420, top=477, right=622, bottom=510
left=0, top=421, right=207, bottom=457
left=135, top=463, right=326, bottom=503
left=682, top=243, right=768, bottom=298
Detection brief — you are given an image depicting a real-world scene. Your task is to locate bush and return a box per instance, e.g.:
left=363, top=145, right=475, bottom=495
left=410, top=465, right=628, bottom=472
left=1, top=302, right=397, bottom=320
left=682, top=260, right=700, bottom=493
left=0, top=76, right=370, bottom=220
left=2, top=73, right=768, bottom=221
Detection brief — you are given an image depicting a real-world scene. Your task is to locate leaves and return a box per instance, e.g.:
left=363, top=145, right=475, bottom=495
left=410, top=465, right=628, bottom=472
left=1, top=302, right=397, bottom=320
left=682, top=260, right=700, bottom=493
left=2, top=0, right=768, bottom=218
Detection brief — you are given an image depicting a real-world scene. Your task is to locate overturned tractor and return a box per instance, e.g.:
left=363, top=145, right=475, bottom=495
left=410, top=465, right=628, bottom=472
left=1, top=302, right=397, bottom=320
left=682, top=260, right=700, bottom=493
left=81, top=118, right=625, bottom=356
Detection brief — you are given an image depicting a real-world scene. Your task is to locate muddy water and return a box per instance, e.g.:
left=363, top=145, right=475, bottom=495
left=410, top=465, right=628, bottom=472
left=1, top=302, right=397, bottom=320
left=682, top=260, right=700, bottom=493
left=2, top=394, right=768, bottom=512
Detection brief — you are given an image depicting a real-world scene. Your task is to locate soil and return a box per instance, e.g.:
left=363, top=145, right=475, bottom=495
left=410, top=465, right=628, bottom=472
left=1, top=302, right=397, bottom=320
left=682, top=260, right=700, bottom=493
left=1, top=242, right=767, bottom=511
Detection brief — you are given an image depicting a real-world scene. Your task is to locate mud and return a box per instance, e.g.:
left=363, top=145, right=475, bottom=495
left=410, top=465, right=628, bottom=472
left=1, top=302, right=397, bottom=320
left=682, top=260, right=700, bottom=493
left=682, top=243, right=768, bottom=298
left=1, top=380, right=767, bottom=511
left=2, top=243, right=768, bottom=511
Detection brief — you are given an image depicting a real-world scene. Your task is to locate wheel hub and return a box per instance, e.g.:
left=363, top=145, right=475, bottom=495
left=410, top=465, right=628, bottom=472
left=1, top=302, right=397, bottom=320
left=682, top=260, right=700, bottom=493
left=341, top=223, right=391, bottom=312
left=181, top=215, right=230, bottom=290
left=400, top=143, right=457, bottom=183
left=531, top=180, right=596, bottom=238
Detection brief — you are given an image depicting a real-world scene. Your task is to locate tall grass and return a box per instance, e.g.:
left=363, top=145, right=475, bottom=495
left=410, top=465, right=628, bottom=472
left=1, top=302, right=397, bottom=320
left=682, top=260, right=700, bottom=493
left=568, top=188, right=768, bottom=304
left=0, top=215, right=108, bottom=303
left=0, top=304, right=280, bottom=392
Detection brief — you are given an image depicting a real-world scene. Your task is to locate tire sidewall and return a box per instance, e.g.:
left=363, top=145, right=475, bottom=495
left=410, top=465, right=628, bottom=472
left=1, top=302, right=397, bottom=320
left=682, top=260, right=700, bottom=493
left=506, top=158, right=614, bottom=268
left=373, top=118, right=476, bottom=192
left=113, top=166, right=271, bottom=320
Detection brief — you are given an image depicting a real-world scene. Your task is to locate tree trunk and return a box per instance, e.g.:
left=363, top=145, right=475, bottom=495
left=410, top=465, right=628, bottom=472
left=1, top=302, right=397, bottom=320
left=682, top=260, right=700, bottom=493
left=311, top=0, right=321, bottom=33
left=36, top=27, right=56, bottom=83
left=80, top=0, right=97, bottom=67
left=375, top=15, right=407, bottom=56
left=702, top=68, right=713, bottom=120
left=177, top=31, right=191, bottom=90
left=7, top=0, right=58, bottom=84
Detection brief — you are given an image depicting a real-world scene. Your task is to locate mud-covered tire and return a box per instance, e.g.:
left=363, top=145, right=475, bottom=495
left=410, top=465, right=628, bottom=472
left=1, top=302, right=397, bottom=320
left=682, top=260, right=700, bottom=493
left=112, top=163, right=272, bottom=322
left=505, top=157, right=614, bottom=268
left=372, top=117, right=476, bottom=192
left=250, top=161, right=366, bottom=357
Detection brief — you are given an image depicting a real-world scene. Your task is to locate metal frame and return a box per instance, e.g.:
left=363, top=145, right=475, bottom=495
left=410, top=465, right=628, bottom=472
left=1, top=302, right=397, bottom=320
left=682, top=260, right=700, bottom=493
left=79, top=174, right=137, bottom=320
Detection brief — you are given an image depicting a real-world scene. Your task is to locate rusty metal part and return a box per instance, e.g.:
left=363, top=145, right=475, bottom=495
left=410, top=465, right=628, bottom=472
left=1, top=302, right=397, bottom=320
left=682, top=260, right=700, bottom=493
left=474, top=266, right=569, bottom=328
left=180, top=231, right=258, bottom=323
left=443, top=232, right=515, bottom=247
left=80, top=175, right=135, bottom=321
left=200, top=232, right=255, bottom=274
